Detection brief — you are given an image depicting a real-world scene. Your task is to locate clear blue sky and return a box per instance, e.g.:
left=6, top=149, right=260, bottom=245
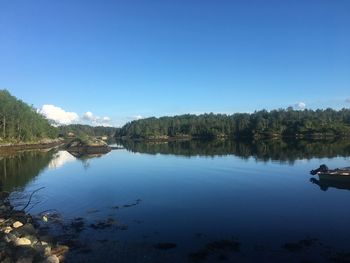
left=0, top=0, right=349, bottom=126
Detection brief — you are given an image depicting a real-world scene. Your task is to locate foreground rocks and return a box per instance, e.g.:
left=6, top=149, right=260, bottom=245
left=0, top=192, right=69, bottom=263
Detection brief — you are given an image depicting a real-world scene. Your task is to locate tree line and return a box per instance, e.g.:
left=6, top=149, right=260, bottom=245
left=0, top=90, right=57, bottom=143
left=2, top=89, right=350, bottom=143
left=58, top=124, right=117, bottom=138
left=116, top=108, right=350, bottom=139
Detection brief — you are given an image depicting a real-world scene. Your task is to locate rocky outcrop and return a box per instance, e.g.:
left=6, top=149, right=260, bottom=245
left=66, top=138, right=111, bottom=155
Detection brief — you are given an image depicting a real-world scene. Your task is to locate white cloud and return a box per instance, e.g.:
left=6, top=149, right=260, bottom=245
left=294, top=102, right=306, bottom=110
left=39, top=105, right=114, bottom=127
left=48, top=151, right=76, bottom=169
left=39, top=104, right=79, bottom=125
left=346, top=98, right=350, bottom=103
left=83, top=111, right=95, bottom=121
left=82, top=111, right=112, bottom=126
left=133, top=115, right=143, bottom=120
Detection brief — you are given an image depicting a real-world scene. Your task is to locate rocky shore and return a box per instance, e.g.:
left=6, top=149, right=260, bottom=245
left=0, top=192, right=68, bottom=263
left=66, top=138, right=111, bottom=155
left=0, top=139, right=65, bottom=152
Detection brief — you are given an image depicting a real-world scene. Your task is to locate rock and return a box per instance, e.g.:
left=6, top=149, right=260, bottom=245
left=25, top=235, right=38, bottom=244
left=3, top=226, right=12, bottom=234
left=0, top=218, right=5, bottom=223
left=5, top=233, right=17, bottom=243
left=44, top=246, right=51, bottom=257
left=15, top=237, right=31, bottom=246
left=66, top=138, right=111, bottom=155
left=11, top=223, right=36, bottom=237
left=45, top=255, right=59, bottom=263
left=12, top=211, right=27, bottom=222
left=51, top=245, right=69, bottom=259
left=13, top=221, right=24, bottom=228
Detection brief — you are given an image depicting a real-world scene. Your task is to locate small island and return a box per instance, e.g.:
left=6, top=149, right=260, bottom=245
left=66, top=138, right=111, bottom=156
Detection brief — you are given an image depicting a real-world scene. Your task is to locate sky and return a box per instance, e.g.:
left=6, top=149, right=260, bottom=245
left=0, top=0, right=349, bottom=127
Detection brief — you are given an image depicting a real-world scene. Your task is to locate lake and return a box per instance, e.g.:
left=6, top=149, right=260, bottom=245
left=1, top=139, right=350, bottom=262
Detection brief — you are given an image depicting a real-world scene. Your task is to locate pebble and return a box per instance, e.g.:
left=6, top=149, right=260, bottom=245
left=3, top=226, right=12, bottom=233
left=15, top=237, right=32, bottom=246
left=13, top=221, right=24, bottom=228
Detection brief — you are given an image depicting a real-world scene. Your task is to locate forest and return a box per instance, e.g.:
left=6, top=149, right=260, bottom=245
left=0, top=90, right=57, bottom=143
left=116, top=108, right=350, bottom=140
left=58, top=124, right=118, bottom=138
left=2, top=89, right=350, bottom=143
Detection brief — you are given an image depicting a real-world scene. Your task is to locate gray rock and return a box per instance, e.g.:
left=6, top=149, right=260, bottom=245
left=5, top=233, right=17, bottom=243
left=11, top=223, right=36, bottom=237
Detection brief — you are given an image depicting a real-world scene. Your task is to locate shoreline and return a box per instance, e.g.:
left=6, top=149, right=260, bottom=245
left=116, top=135, right=349, bottom=142
left=1, top=136, right=348, bottom=154
left=0, top=139, right=66, bottom=152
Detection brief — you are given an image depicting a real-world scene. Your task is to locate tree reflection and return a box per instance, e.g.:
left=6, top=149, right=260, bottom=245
left=120, top=139, right=350, bottom=164
left=0, top=149, right=56, bottom=192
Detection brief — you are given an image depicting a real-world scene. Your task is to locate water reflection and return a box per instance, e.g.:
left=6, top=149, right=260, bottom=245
left=2, top=140, right=350, bottom=262
left=120, top=139, right=350, bottom=163
left=1, top=139, right=350, bottom=193
left=310, top=175, right=350, bottom=191
left=48, top=150, right=76, bottom=169
left=0, top=149, right=56, bottom=191
left=0, top=149, right=111, bottom=192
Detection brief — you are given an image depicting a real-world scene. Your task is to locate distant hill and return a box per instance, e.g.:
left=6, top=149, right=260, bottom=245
left=116, top=109, right=350, bottom=140
left=58, top=124, right=118, bottom=138
left=0, top=90, right=57, bottom=143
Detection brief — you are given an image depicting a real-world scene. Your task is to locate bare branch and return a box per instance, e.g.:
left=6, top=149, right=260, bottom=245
left=20, top=187, right=45, bottom=211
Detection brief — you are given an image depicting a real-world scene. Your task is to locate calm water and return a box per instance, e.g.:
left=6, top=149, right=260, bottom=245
left=1, top=140, right=350, bottom=262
